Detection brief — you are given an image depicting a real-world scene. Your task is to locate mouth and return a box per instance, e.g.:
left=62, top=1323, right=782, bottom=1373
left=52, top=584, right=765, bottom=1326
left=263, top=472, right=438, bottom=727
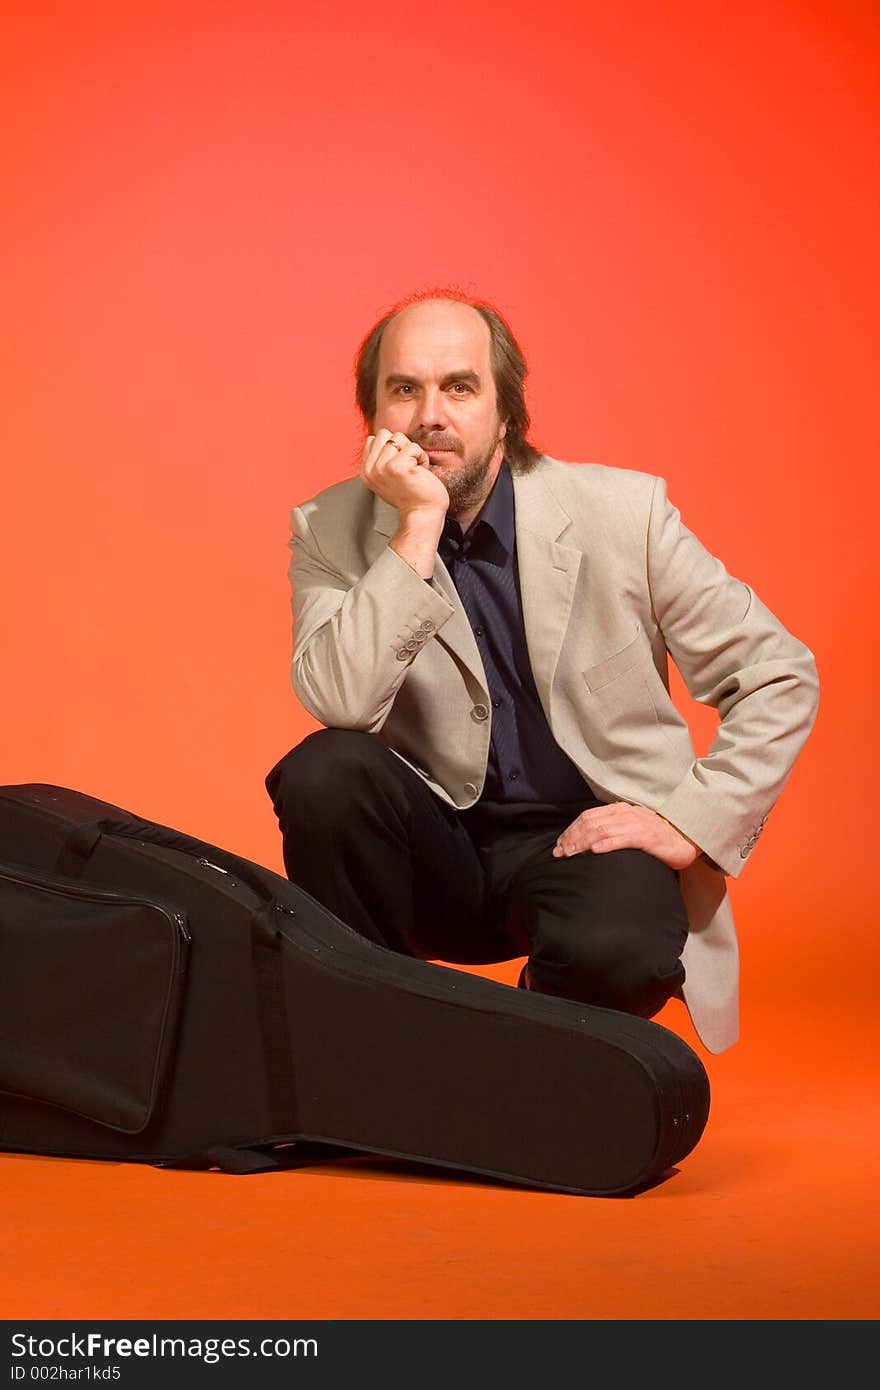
left=426, top=448, right=457, bottom=458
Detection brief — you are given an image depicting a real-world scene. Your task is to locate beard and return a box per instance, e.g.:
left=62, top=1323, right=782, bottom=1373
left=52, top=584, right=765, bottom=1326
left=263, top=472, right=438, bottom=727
left=415, top=428, right=505, bottom=520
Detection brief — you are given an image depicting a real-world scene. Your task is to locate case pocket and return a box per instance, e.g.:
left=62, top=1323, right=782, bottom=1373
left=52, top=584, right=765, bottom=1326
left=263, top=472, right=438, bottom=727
left=0, top=863, right=189, bottom=1133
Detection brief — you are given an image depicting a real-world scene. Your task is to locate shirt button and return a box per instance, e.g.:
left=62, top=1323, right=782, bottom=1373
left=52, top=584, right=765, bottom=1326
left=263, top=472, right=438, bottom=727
left=508, top=769, right=520, bottom=781
left=471, top=703, right=489, bottom=722
left=474, top=626, right=485, bottom=638
left=492, top=698, right=502, bottom=709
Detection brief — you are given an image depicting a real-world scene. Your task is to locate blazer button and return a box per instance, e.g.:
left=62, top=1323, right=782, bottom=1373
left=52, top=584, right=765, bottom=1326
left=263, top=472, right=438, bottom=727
left=471, top=703, right=489, bottom=722
left=463, top=782, right=478, bottom=797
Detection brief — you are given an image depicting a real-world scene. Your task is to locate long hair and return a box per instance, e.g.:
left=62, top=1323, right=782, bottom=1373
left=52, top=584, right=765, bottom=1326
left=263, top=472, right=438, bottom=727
left=353, top=286, right=544, bottom=474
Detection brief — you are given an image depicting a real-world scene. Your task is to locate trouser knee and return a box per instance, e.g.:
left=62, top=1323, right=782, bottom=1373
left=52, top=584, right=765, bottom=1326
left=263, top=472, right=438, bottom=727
left=529, top=922, right=685, bottom=1019
left=266, top=728, right=395, bottom=831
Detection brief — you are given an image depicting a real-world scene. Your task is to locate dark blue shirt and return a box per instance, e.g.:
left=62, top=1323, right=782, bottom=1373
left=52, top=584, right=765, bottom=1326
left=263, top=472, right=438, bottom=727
left=437, top=463, right=598, bottom=805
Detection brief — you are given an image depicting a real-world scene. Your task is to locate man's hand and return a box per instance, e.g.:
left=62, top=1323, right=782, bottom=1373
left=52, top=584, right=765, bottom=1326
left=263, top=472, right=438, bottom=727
left=552, top=803, right=701, bottom=871
left=361, top=429, right=449, bottom=520
left=361, top=429, right=449, bottom=577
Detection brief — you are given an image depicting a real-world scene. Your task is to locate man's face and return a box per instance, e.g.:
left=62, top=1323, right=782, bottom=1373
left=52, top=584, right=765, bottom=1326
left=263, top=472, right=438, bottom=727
left=372, top=299, right=507, bottom=518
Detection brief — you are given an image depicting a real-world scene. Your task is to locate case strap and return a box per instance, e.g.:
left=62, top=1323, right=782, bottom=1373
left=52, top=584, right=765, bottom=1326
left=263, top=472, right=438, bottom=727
left=157, top=1141, right=354, bottom=1174
left=251, top=903, right=299, bottom=1138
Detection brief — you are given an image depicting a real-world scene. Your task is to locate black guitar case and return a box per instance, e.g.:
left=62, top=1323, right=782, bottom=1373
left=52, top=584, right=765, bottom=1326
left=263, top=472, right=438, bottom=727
left=0, top=783, right=710, bottom=1196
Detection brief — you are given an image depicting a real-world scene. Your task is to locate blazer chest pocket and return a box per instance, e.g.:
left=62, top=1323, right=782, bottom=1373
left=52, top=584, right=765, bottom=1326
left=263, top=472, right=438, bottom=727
left=582, top=626, right=647, bottom=693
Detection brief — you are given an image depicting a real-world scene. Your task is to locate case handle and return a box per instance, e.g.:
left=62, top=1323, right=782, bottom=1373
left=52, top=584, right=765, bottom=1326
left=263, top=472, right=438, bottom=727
left=55, top=816, right=288, bottom=912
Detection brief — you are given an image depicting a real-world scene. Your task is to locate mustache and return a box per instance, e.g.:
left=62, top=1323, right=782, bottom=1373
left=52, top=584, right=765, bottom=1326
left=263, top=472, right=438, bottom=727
left=414, top=435, right=461, bottom=453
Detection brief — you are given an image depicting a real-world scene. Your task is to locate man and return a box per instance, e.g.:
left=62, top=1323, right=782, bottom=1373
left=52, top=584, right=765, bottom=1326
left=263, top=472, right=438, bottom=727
left=266, top=290, right=819, bottom=1054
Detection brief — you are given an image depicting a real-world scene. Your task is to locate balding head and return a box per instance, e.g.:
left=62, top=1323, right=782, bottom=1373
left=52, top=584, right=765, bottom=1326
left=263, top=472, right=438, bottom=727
left=368, top=294, right=507, bottom=522
left=354, top=288, right=543, bottom=477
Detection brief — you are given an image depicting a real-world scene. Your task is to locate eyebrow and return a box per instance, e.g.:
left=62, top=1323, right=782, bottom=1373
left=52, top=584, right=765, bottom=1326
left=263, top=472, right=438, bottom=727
left=383, top=370, right=482, bottom=389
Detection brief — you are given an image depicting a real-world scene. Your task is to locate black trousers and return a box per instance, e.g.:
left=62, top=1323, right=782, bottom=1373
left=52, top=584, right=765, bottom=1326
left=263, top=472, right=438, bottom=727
left=265, top=729, right=688, bottom=1020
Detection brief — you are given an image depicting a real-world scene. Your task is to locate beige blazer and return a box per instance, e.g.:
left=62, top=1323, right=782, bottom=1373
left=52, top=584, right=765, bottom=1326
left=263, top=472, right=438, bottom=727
left=286, top=457, right=820, bottom=1053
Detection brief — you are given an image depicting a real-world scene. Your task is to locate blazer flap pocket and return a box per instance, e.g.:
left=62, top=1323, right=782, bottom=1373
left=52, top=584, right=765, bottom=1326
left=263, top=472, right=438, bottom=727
left=583, top=625, right=645, bottom=692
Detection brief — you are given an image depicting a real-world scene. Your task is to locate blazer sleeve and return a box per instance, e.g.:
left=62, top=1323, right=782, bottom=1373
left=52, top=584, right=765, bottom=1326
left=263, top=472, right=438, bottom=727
left=287, top=503, right=456, bottom=732
left=646, top=476, right=820, bottom=878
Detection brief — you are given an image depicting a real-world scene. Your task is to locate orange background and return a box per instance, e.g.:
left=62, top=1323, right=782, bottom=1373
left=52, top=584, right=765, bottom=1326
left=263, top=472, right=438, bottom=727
left=2, top=0, right=878, bottom=1322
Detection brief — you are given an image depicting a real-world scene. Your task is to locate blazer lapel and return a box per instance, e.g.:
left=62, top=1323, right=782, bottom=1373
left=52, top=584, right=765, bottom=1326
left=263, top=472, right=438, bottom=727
left=512, top=468, right=583, bottom=718
left=371, top=470, right=584, bottom=702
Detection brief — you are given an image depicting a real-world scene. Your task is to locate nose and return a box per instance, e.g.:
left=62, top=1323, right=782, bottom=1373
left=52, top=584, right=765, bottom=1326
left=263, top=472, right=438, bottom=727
left=412, top=386, right=449, bottom=432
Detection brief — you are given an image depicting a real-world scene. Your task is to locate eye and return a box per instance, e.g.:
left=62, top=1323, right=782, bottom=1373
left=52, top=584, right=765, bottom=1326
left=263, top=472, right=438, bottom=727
left=396, top=384, right=414, bottom=395
left=450, top=382, right=472, bottom=394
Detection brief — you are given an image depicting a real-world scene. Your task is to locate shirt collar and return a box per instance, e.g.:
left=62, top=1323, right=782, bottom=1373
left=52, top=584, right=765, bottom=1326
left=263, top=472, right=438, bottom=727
left=440, top=462, right=515, bottom=562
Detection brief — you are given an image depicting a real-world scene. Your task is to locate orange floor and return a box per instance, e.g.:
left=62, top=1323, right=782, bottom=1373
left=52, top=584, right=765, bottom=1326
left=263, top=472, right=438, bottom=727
left=2, top=960, right=876, bottom=1324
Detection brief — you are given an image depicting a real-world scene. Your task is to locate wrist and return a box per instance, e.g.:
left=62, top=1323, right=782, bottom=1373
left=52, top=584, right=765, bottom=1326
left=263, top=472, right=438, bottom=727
left=396, top=506, right=447, bottom=537
left=389, top=515, right=444, bottom=579
left=658, top=813, right=702, bottom=859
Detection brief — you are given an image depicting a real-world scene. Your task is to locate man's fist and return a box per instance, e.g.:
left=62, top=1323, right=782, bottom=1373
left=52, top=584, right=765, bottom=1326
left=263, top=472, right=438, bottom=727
left=360, top=430, right=449, bottom=519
